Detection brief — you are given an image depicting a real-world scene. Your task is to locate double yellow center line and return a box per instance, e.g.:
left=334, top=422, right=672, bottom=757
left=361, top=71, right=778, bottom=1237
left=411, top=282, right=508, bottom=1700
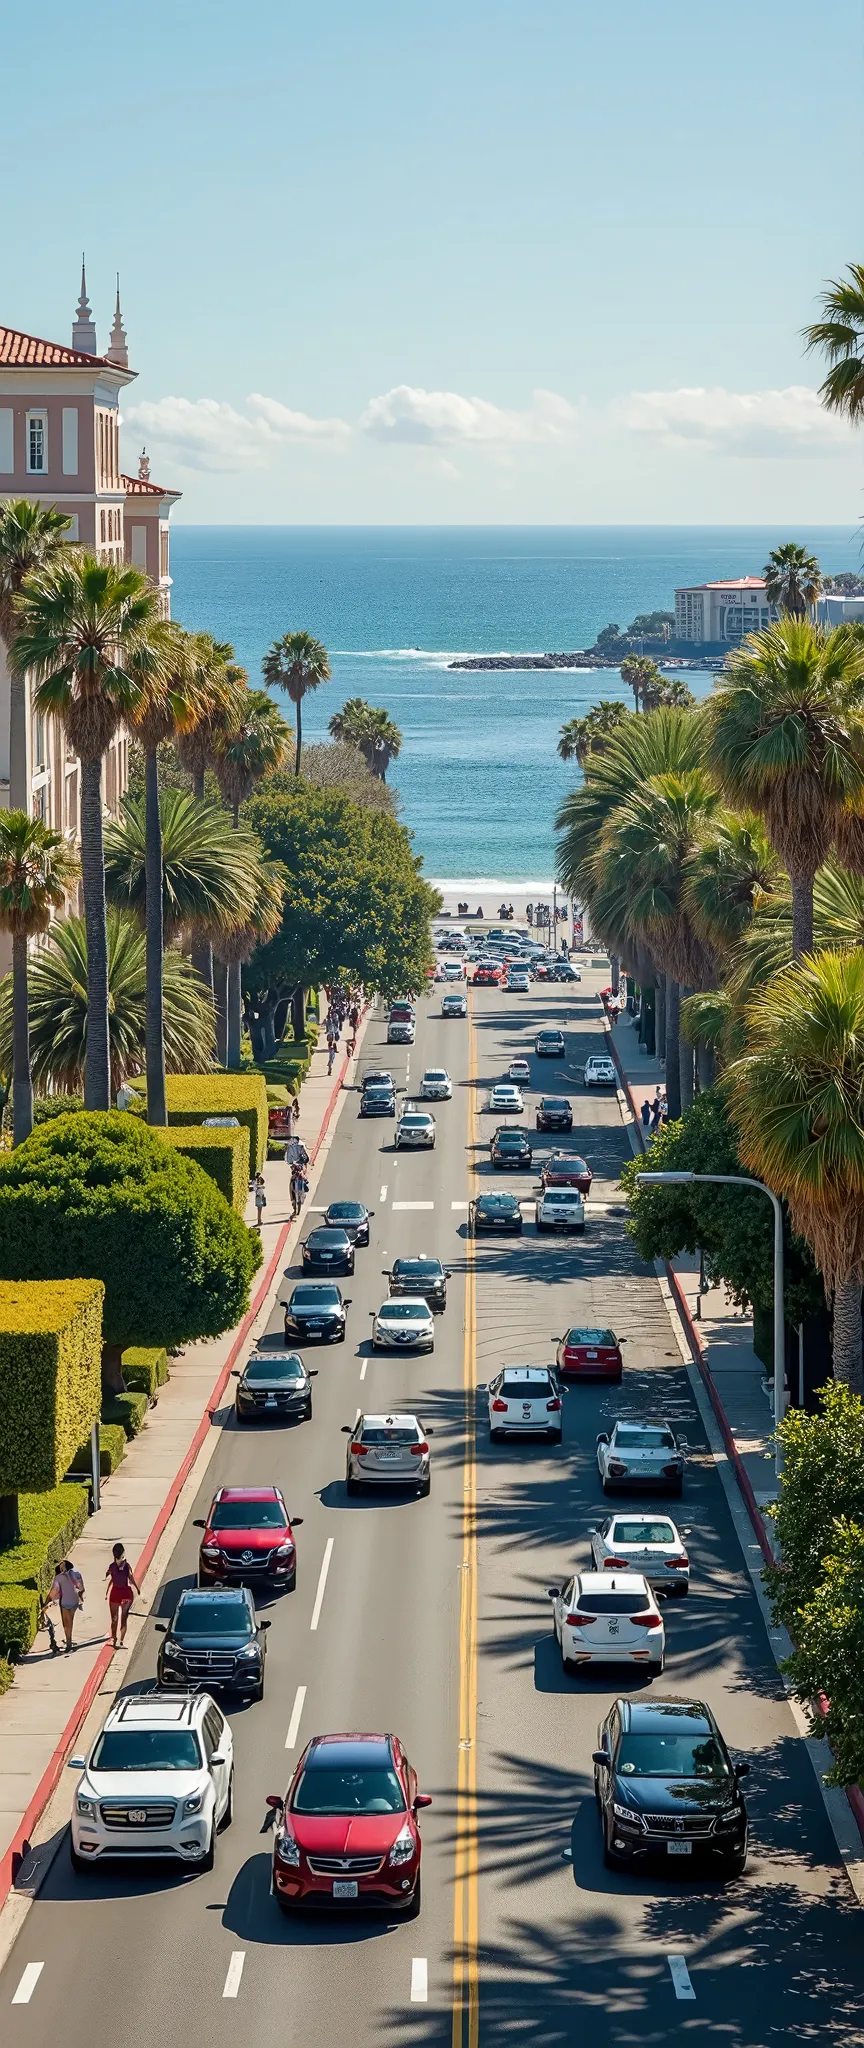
left=453, top=989, right=479, bottom=2048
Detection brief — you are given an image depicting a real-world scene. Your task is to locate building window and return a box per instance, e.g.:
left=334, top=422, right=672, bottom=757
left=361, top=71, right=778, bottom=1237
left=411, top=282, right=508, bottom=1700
left=33, top=713, right=46, bottom=771
left=26, top=413, right=47, bottom=474
left=33, top=785, right=47, bottom=823
left=62, top=407, right=79, bottom=476
left=131, top=524, right=148, bottom=569
left=0, top=409, right=13, bottom=473
left=159, top=528, right=169, bottom=579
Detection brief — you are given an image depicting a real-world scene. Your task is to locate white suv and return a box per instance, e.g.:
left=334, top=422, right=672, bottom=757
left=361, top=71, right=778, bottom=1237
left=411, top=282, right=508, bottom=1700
left=584, top=1054, right=616, bottom=1088
left=68, top=1691, right=234, bottom=1872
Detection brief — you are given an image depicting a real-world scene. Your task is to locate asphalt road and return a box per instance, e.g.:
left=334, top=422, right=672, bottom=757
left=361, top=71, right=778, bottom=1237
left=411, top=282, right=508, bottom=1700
left=3, top=969, right=863, bottom=2047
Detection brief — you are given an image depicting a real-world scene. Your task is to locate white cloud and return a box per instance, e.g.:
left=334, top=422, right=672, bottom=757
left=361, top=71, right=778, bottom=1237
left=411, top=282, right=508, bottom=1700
left=616, top=383, right=850, bottom=457
left=125, top=394, right=350, bottom=472
left=359, top=383, right=580, bottom=446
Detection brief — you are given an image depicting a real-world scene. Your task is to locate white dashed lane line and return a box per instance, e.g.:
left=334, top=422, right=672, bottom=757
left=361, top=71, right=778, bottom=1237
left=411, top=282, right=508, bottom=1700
left=285, top=1684, right=307, bottom=1750
left=410, top=1958, right=428, bottom=2003
left=11, top=1963, right=44, bottom=2005
left=222, top=1953, right=245, bottom=1999
left=359, top=1357, right=369, bottom=1380
left=392, top=1201, right=434, bottom=1210
left=667, top=1955, right=696, bottom=2001
left=310, top=1538, right=334, bottom=1632
left=380, top=1184, right=388, bottom=1201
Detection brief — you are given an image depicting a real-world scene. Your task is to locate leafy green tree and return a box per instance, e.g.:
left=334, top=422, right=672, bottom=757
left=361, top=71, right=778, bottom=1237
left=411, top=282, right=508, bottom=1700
left=803, top=263, right=864, bottom=423
left=11, top=556, right=165, bottom=1109
left=781, top=1517, right=864, bottom=1786
left=262, top=630, right=331, bottom=776
left=0, top=499, right=73, bottom=809
left=628, top=611, right=675, bottom=640
left=0, top=909, right=215, bottom=1097
left=765, top=1383, right=864, bottom=1633
left=762, top=542, right=822, bottom=618
left=0, top=1114, right=261, bottom=1392
left=0, top=813, right=79, bottom=1145
left=300, top=741, right=397, bottom=813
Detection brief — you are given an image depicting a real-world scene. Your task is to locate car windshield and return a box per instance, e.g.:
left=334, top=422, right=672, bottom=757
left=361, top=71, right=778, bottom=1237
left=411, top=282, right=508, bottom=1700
left=480, top=1196, right=516, bottom=1209
left=293, top=1765, right=406, bottom=1815
left=362, top=1426, right=419, bottom=1445
left=568, top=1329, right=617, bottom=1346
left=366, top=1086, right=393, bottom=1097
left=244, top=1355, right=305, bottom=1382
left=496, top=1131, right=526, bottom=1144
left=381, top=1302, right=429, bottom=1320
left=615, top=1426, right=675, bottom=1450
left=546, top=1191, right=582, bottom=1204
left=578, top=1591, right=650, bottom=1614
left=211, top=1500, right=287, bottom=1529
left=551, top=1157, right=588, bottom=1171
left=307, top=1231, right=349, bottom=1247
left=501, top=1374, right=551, bottom=1395
left=395, top=1261, right=442, bottom=1279
left=327, top=1203, right=365, bottom=1220
left=542, top=1099, right=570, bottom=1110
left=612, top=1521, right=677, bottom=1545
left=617, top=1733, right=731, bottom=1780
left=424, top=1072, right=447, bottom=1082
left=91, top=1729, right=202, bottom=1772
left=175, top=1598, right=252, bottom=1637
left=401, top=1117, right=430, bottom=1128
left=291, top=1286, right=340, bottom=1306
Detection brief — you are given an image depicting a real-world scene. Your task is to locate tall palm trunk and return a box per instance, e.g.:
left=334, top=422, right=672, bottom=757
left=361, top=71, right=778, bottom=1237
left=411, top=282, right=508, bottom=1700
left=191, top=934, right=213, bottom=991
left=665, top=976, right=681, bottom=1119
left=80, top=754, right=111, bottom=1110
left=214, top=956, right=228, bottom=1066
left=226, top=960, right=243, bottom=1069
left=791, top=869, right=815, bottom=958
left=9, top=666, right=28, bottom=813
left=609, top=955, right=620, bottom=996
left=697, top=1042, right=715, bottom=1090
left=679, top=987, right=695, bottom=1112
left=144, top=747, right=167, bottom=1125
left=11, top=933, right=33, bottom=1146
left=832, top=1276, right=863, bottom=1396
left=655, top=976, right=666, bottom=1062
left=294, top=697, right=302, bottom=777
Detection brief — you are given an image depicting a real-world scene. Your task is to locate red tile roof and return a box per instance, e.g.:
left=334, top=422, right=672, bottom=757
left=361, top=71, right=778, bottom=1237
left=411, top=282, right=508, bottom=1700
left=121, top=473, right=173, bottom=497
left=0, top=324, right=117, bottom=369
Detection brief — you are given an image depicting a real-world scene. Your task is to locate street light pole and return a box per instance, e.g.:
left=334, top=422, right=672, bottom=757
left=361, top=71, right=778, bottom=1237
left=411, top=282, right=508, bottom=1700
left=636, top=1169, right=786, bottom=1476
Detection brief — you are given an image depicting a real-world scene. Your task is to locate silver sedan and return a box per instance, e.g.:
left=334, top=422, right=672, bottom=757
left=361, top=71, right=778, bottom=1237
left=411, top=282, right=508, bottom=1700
left=343, top=1412, right=432, bottom=1495
left=590, top=1512, right=691, bottom=1595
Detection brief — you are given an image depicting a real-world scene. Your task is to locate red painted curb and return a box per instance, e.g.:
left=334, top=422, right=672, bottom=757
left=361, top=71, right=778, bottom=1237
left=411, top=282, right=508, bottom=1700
left=0, top=1012, right=369, bottom=1913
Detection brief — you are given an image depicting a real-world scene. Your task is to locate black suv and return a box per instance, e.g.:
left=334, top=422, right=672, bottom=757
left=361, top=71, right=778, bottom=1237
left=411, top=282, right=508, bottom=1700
left=536, top=1096, right=573, bottom=1132
left=360, top=1083, right=397, bottom=1117
left=593, top=1696, right=749, bottom=1878
left=384, top=1255, right=451, bottom=1311
left=233, top=1349, right=316, bottom=1423
left=324, top=1200, right=373, bottom=1245
left=301, top=1226, right=355, bottom=1275
left=156, top=1587, right=270, bottom=1699
left=490, top=1127, right=533, bottom=1169
left=281, top=1282, right=350, bottom=1343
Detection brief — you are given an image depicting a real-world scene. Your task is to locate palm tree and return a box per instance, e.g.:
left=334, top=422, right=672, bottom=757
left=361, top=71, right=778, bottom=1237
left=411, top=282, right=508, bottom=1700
left=175, top=643, right=247, bottom=988
left=803, top=263, right=864, bottom=423
left=762, top=543, right=822, bottom=618
left=619, top=655, right=663, bottom=711
left=684, top=811, right=781, bottom=954
left=216, top=860, right=286, bottom=1070
left=655, top=676, right=695, bottom=709
left=11, top=555, right=165, bottom=1109
left=558, top=700, right=628, bottom=764
left=704, top=617, right=864, bottom=956
left=727, top=859, right=864, bottom=1010
left=727, top=949, right=864, bottom=1392
left=262, top=630, right=331, bottom=776
left=0, top=908, right=215, bottom=1096
left=104, top=789, right=261, bottom=948
left=0, top=812, right=79, bottom=1144
left=212, top=689, right=290, bottom=826
left=0, top=499, right=73, bottom=810
left=327, top=697, right=403, bottom=780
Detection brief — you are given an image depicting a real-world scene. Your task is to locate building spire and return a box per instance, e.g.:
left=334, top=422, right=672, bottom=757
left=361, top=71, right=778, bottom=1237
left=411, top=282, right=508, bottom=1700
left=72, top=254, right=98, bottom=355
left=106, top=274, right=128, bottom=368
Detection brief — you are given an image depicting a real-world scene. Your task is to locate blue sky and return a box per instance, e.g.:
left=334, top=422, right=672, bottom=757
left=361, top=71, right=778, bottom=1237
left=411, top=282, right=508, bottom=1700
left=4, top=0, right=862, bottom=521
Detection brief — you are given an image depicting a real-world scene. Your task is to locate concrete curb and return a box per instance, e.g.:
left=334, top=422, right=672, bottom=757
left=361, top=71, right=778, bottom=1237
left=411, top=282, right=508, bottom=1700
left=0, top=1012, right=367, bottom=1913
left=603, top=1005, right=864, bottom=1846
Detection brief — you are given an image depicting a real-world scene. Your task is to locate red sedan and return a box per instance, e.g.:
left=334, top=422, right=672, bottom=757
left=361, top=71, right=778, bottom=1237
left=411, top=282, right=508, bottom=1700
left=269, top=1732, right=431, bottom=1913
left=473, top=963, right=502, bottom=986
left=555, top=1326, right=625, bottom=1380
left=540, top=1152, right=593, bottom=1194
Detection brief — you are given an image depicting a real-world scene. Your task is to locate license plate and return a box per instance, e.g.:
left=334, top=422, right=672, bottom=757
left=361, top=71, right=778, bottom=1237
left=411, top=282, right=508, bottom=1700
left=376, top=1450, right=400, bottom=1462
left=307, top=1326, right=322, bottom=1334
left=265, top=1396, right=277, bottom=1408
left=586, top=1351, right=597, bottom=1358
left=319, top=1253, right=333, bottom=1260
left=666, top=1840, right=692, bottom=1856
left=332, top=1879, right=359, bottom=1898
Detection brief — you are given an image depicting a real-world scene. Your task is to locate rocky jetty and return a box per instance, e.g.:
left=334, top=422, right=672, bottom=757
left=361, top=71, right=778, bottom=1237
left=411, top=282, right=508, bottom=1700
left=448, top=651, right=615, bottom=671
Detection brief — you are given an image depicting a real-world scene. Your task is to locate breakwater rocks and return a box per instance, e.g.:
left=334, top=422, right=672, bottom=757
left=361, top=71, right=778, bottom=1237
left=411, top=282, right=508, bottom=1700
left=448, top=651, right=616, bottom=672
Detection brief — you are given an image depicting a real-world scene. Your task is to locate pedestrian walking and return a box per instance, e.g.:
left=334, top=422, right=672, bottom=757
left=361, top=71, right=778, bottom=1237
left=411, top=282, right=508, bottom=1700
left=105, top=1543, right=140, bottom=1649
left=327, top=1033, right=337, bottom=1074
left=641, top=1098, right=652, bottom=1131
left=291, top=1094, right=301, bottom=1131
left=253, top=1173, right=267, bottom=1231
left=650, top=1094, right=662, bottom=1131
left=48, top=1559, right=85, bottom=1653
left=290, top=1162, right=309, bottom=1218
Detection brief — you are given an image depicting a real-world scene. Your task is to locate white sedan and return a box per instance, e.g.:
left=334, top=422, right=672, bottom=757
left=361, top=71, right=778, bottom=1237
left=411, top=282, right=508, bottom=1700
left=596, top=1420, right=687, bottom=1497
left=371, top=1297, right=435, bottom=1351
left=590, top=1513, right=691, bottom=1596
left=395, top=1110, right=436, bottom=1148
left=547, top=1571, right=665, bottom=1675
left=506, top=971, right=531, bottom=992
left=487, top=1083, right=524, bottom=1114
left=419, top=1067, right=452, bottom=1100
left=508, top=1059, right=531, bottom=1083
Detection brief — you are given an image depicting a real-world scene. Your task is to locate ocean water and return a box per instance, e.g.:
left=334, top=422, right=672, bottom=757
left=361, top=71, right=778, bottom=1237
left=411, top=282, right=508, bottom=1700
left=169, top=525, right=862, bottom=881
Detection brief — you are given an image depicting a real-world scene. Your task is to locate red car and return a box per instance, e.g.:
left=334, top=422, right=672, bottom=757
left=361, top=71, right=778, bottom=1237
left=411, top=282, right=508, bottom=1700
left=555, top=1325, right=625, bottom=1380
left=194, top=1485, right=302, bottom=1592
left=541, top=1152, right=593, bottom=1194
left=473, top=963, right=502, bottom=986
left=269, top=1732, right=431, bottom=1913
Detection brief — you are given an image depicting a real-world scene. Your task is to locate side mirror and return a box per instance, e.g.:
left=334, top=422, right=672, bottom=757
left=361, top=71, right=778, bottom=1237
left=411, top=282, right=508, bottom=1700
left=445, top=1270, right=452, bottom=1280
left=344, top=1300, right=352, bottom=1308
left=547, top=1586, right=561, bottom=1599
left=309, top=1368, right=319, bottom=1377
left=425, top=1427, right=435, bottom=1436
left=210, top=1753, right=227, bottom=1768
left=369, top=1309, right=376, bottom=1316
left=341, top=1425, right=352, bottom=1434
left=735, top=1762, right=751, bottom=1780
left=266, top=1794, right=284, bottom=1812
left=260, top=1619, right=272, bottom=1631
left=414, top=1793, right=433, bottom=1810
left=550, top=1335, right=561, bottom=1342
left=192, top=1519, right=205, bottom=1529
left=231, top=1368, right=240, bottom=1377
left=618, top=1337, right=628, bottom=1345
left=596, top=1433, right=609, bottom=1445
left=592, top=1751, right=610, bottom=1768
left=154, top=1621, right=167, bottom=1633
left=291, top=1516, right=304, bottom=1526
left=368, top=1211, right=375, bottom=1218
left=279, top=1300, right=289, bottom=1310
left=68, top=1755, right=87, bottom=1770
left=382, top=1270, right=391, bottom=1278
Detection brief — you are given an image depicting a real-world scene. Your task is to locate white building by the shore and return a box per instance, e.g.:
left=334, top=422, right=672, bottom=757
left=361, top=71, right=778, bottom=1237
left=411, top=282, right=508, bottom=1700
left=674, top=577, right=775, bottom=645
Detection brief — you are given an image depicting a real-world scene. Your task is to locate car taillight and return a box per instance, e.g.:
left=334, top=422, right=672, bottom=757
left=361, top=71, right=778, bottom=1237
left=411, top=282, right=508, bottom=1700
left=662, top=1463, right=682, bottom=1477
left=546, top=1397, right=562, bottom=1411
left=667, top=1554, right=689, bottom=1569
left=603, top=1558, right=629, bottom=1569
left=567, top=1612, right=597, bottom=1626
left=632, top=1613, right=662, bottom=1628
left=491, top=1398, right=508, bottom=1412
left=351, top=1443, right=367, bottom=1455
left=410, top=1443, right=429, bottom=1456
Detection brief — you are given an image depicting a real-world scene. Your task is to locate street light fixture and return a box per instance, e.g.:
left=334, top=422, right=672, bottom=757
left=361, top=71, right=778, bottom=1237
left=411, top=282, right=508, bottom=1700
left=637, top=1169, right=786, bottom=1476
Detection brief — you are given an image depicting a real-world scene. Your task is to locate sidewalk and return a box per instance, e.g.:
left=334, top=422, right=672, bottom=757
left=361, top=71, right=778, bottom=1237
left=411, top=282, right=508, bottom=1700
left=0, top=1011, right=369, bottom=1906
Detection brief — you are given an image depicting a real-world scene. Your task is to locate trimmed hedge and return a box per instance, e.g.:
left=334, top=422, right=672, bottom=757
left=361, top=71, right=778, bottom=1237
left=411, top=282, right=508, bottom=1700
left=121, top=1346, right=169, bottom=1397
left=0, top=1280, right=103, bottom=1494
left=103, top=1390, right=148, bottom=1439
left=0, top=1586, right=40, bottom=1661
left=70, top=1422, right=126, bottom=1478
left=0, top=1653, right=13, bottom=1693
left=0, top=1482, right=89, bottom=1596
left=129, top=1074, right=268, bottom=1173
left=159, top=1123, right=250, bottom=1214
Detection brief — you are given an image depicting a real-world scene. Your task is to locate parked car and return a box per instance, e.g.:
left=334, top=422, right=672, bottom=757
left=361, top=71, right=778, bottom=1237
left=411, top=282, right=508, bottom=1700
left=156, top=1586, right=270, bottom=1698
left=68, top=1691, right=234, bottom=1872
left=593, top=1697, right=749, bottom=1876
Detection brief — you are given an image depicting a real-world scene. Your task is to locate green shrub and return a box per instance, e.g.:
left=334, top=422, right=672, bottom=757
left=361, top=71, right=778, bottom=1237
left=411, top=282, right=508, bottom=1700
left=0, top=1653, right=13, bottom=1693
left=103, top=1390, right=148, bottom=1439
left=0, top=1482, right=89, bottom=1595
left=0, top=1586, right=40, bottom=1660
left=0, top=1115, right=262, bottom=1352
left=2, top=1094, right=85, bottom=1137
left=128, top=1074, right=269, bottom=1173
left=159, top=1123, right=250, bottom=1214
left=70, top=1422, right=126, bottom=1478
left=121, top=1346, right=168, bottom=1396
left=0, top=1280, right=103, bottom=1494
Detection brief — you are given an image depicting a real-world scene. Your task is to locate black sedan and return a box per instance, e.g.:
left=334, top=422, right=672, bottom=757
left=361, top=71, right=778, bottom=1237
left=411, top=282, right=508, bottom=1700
left=490, top=1127, right=533, bottom=1169
left=384, top=1254, right=451, bottom=1311
left=156, top=1586, right=270, bottom=1700
left=233, top=1349, right=316, bottom=1423
left=470, top=1191, right=524, bottom=1235
left=324, top=1199, right=374, bottom=1245
left=301, top=1226, right=355, bottom=1275
left=360, top=1084, right=397, bottom=1117
left=280, top=1282, right=351, bottom=1344
left=536, top=1095, right=573, bottom=1132
left=535, top=1029, right=565, bottom=1058
left=593, top=1696, right=749, bottom=1878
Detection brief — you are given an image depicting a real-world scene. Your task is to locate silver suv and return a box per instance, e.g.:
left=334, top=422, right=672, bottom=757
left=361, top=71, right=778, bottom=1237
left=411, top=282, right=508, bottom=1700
left=68, top=1691, right=234, bottom=1871
left=343, top=1411, right=432, bottom=1495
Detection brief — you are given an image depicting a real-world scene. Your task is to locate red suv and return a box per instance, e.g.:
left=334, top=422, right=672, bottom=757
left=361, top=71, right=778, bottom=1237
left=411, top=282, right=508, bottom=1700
left=194, top=1486, right=302, bottom=1592
left=268, top=1732, right=431, bottom=1913
left=473, top=963, right=502, bottom=986
left=541, top=1152, right=593, bottom=1194
left=555, top=1326, right=625, bottom=1381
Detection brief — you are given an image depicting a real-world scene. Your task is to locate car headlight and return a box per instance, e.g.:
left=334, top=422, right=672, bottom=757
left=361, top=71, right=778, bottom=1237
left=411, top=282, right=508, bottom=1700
left=201, top=1545, right=220, bottom=1560
left=161, top=1639, right=182, bottom=1660
left=238, top=1642, right=261, bottom=1659
left=76, top=1794, right=96, bottom=1818
left=275, top=1542, right=295, bottom=1558
left=388, top=1823, right=416, bottom=1865
left=612, top=1803, right=642, bottom=1826
left=183, top=1793, right=203, bottom=1815
left=276, top=1826, right=301, bottom=1865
